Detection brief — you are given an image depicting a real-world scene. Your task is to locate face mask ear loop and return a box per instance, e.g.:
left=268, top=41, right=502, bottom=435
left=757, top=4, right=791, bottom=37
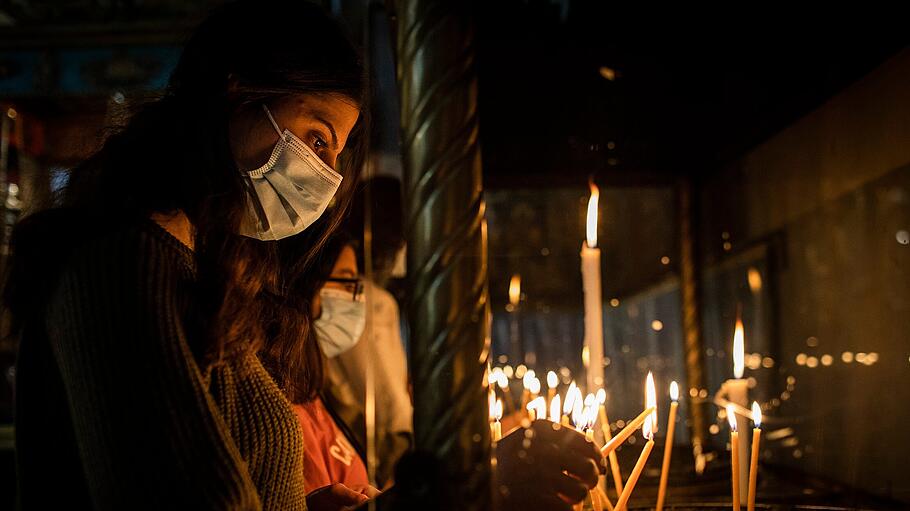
left=262, top=104, right=285, bottom=139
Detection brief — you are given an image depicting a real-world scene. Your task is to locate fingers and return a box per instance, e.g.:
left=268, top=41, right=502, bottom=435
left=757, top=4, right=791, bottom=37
left=536, top=441, right=600, bottom=489
left=537, top=493, right=574, bottom=511
left=307, top=483, right=369, bottom=511
left=348, top=484, right=382, bottom=499
left=549, top=471, right=589, bottom=504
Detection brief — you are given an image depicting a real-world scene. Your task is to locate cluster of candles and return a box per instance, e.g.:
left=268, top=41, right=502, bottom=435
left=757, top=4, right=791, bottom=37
left=486, top=183, right=767, bottom=509
left=487, top=363, right=765, bottom=510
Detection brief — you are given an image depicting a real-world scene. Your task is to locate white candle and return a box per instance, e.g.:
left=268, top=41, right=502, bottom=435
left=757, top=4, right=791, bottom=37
left=721, top=314, right=749, bottom=501
left=656, top=381, right=679, bottom=511
left=581, top=183, right=605, bottom=401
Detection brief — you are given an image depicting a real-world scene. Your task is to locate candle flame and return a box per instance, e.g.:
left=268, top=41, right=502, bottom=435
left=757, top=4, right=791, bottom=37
left=550, top=394, right=562, bottom=422
left=547, top=370, right=558, bottom=389
left=496, top=371, right=509, bottom=390
left=670, top=381, right=679, bottom=401
left=509, top=274, right=521, bottom=307
left=493, top=399, right=503, bottom=422
left=752, top=401, right=762, bottom=428
left=489, top=367, right=503, bottom=386
left=581, top=345, right=590, bottom=368
left=527, top=396, right=546, bottom=420
left=522, top=370, right=536, bottom=390
left=488, top=388, right=496, bottom=420
left=564, top=381, right=578, bottom=414
left=726, top=404, right=738, bottom=432
left=529, top=377, right=541, bottom=395
left=584, top=393, right=596, bottom=408
left=586, top=182, right=600, bottom=248
left=733, top=315, right=745, bottom=379
left=596, top=388, right=606, bottom=404
left=572, top=394, right=585, bottom=428
left=645, top=371, right=657, bottom=439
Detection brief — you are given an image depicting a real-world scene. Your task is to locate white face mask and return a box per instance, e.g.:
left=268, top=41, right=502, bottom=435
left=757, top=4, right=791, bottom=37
left=314, top=288, right=366, bottom=358
left=239, top=105, right=343, bottom=241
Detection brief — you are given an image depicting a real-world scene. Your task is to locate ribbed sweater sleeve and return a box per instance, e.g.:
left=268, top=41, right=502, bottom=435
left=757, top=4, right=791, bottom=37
left=44, top=225, right=263, bottom=510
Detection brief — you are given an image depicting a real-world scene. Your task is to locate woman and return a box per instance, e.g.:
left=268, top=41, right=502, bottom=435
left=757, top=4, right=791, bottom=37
left=6, top=1, right=368, bottom=509
left=284, top=232, right=378, bottom=497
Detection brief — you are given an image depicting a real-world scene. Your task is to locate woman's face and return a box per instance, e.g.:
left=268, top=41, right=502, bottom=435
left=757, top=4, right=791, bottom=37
left=311, top=245, right=359, bottom=318
left=230, top=93, right=360, bottom=172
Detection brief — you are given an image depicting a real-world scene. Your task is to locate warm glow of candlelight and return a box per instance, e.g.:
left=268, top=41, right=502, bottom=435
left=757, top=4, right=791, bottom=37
left=494, top=399, right=503, bottom=422
left=584, top=393, right=596, bottom=408
left=496, top=371, right=509, bottom=390
left=529, top=377, right=541, bottom=395
left=572, top=393, right=585, bottom=428
left=522, top=370, right=536, bottom=390
left=564, top=381, right=579, bottom=414
left=670, top=380, right=679, bottom=401
left=645, top=371, right=658, bottom=438
left=752, top=402, right=762, bottom=428
left=586, top=182, right=600, bottom=248
left=509, top=274, right=521, bottom=307
left=527, top=396, right=546, bottom=420
left=727, top=404, right=738, bottom=432
left=550, top=394, right=561, bottom=422
left=734, top=316, right=745, bottom=379
left=581, top=345, right=590, bottom=368
left=596, top=388, right=606, bottom=404
left=547, top=370, right=558, bottom=389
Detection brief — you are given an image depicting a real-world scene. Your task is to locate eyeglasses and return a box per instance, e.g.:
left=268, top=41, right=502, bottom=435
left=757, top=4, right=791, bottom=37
left=325, top=277, right=364, bottom=302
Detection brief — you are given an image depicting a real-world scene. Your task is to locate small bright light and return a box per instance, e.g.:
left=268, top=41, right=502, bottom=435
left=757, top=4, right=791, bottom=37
left=503, top=365, right=514, bottom=378
left=733, top=316, right=745, bottom=378
left=599, top=66, right=617, bottom=81
left=584, top=393, right=596, bottom=408
left=821, top=355, right=833, bottom=366
left=726, top=404, right=737, bottom=431
left=752, top=401, right=762, bottom=428
left=660, top=256, right=671, bottom=265
left=670, top=381, right=679, bottom=401
left=585, top=182, right=600, bottom=248
left=547, top=371, right=558, bottom=389
left=747, top=267, right=763, bottom=293
left=651, top=320, right=664, bottom=332
left=564, top=381, right=578, bottom=414
left=529, top=377, right=541, bottom=395
left=723, top=241, right=732, bottom=251
left=806, top=357, right=819, bottom=368
left=796, top=353, right=807, bottom=366
left=762, top=357, right=775, bottom=368
left=610, top=298, right=620, bottom=307
left=549, top=394, right=561, bottom=422
left=841, top=352, right=854, bottom=363
left=515, top=364, right=527, bottom=378
left=508, top=274, right=521, bottom=307
left=582, top=345, right=590, bottom=368
left=644, top=371, right=657, bottom=438
left=596, top=388, right=606, bottom=404
left=856, top=353, right=867, bottom=363
left=496, top=372, right=509, bottom=389
left=493, top=399, right=503, bottom=421
left=7, top=107, right=17, bottom=119
left=806, top=336, right=819, bottom=347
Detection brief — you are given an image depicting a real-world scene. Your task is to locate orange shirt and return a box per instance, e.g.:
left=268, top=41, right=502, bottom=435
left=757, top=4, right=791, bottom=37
left=293, top=397, right=369, bottom=492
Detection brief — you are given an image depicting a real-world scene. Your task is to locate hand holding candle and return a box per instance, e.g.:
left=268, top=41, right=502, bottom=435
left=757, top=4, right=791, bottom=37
left=656, top=381, right=679, bottom=511
left=747, top=402, right=762, bottom=511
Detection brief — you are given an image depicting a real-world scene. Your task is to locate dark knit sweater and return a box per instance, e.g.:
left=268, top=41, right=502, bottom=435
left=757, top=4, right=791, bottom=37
left=14, top=219, right=307, bottom=510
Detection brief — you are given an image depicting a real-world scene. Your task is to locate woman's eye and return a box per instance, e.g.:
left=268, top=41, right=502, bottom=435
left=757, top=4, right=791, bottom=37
left=313, top=136, right=328, bottom=149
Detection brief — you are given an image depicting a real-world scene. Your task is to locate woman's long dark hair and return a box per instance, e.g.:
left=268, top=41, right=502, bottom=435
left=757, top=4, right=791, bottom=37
left=270, top=227, right=358, bottom=402
left=4, top=0, right=366, bottom=402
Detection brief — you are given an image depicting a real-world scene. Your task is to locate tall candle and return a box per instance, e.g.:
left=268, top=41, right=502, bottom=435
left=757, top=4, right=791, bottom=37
left=721, top=313, right=749, bottom=500
left=615, top=373, right=657, bottom=511
left=491, top=399, right=503, bottom=442
left=549, top=394, right=562, bottom=423
left=508, top=274, right=521, bottom=364
left=727, top=404, right=741, bottom=511
left=597, top=389, right=624, bottom=494
left=546, top=370, right=558, bottom=411
left=747, top=402, right=762, bottom=511
left=581, top=182, right=605, bottom=398
left=656, top=381, right=679, bottom=511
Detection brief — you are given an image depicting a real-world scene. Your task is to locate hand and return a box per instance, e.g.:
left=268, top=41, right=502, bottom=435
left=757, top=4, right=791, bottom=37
left=347, top=484, right=382, bottom=499
left=495, top=419, right=601, bottom=511
left=306, top=483, right=370, bottom=511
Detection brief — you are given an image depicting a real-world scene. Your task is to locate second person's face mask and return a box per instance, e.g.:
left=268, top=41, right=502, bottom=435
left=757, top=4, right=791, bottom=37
left=314, top=287, right=366, bottom=358
left=239, top=105, right=343, bottom=241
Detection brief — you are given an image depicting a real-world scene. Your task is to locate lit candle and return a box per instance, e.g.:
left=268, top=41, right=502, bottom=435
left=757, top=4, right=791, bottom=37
left=600, top=406, right=657, bottom=457
left=496, top=371, right=513, bottom=413
left=597, top=388, right=624, bottom=495
left=614, top=373, right=657, bottom=511
left=656, top=381, right=679, bottom=511
left=491, top=399, right=503, bottom=442
left=526, top=396, right=546, bottom=422
left=529, top=376, right=541, bottom=401
left=562, top=381, right=579, bottom=426
left=728, top=404, right=741, bottom=511
left=521, top=370, right=536, bottom=416
left=747, top=402, right=762, bottom=511
left=549, top=393, right=562, bottom=423
left=581, top=182, right=605, bottom=396
left=546, top=370, right=558, bottom=411
left=721, top=311, right=749, bottom=500
left=508, top=274, right=521, bottom=364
